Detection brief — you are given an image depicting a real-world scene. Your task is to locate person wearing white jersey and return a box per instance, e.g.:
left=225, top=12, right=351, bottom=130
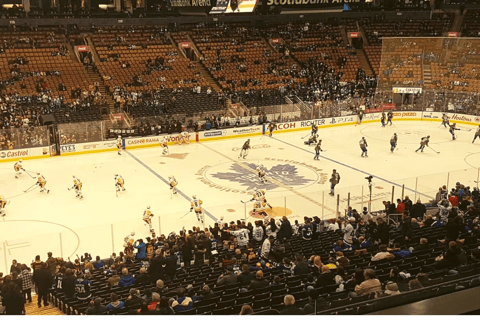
left=116, top=135, right=122, bottom=155
left=143, top=205, right=154, bottom=233
left=229, top=227, right=249, bottom=248
left=190, top=195, right=204, bottom=224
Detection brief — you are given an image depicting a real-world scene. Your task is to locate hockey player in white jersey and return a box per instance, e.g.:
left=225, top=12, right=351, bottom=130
left=359, top=137, right=368, bottom=157
left=169, top=176, right=178, bottom=194
left=0, top=194, right=7, bottom=217
left=190, top=195, right=204, bottom=224
left=116, top=136, right=122, bottom=155
left=256, top=164, right=267, bottom=183
left=115, top=174, right=126, bottom=194
left=160, top=137, right=169, bottom=155
left=143, top=205, right=155, bottom=233
left=70, top=176, right=83, bottom=199
left=14, top=159, right=24, bottom=179
left=251, top=187, right=272, bottom=217
left=442, top=114, right=450, bottom=128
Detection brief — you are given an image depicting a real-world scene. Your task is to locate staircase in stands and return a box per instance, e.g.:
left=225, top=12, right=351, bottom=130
left=423, top=64, right=432, bottom=85
left=24, top=294, right=63, bottom=315
left=356, top=49, right=374, bottom=77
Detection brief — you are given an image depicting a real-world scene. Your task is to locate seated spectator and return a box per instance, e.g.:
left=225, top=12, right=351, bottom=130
left=302, top=289, right=328, bottom=314
left=238, top=264, right=255, bottom=285
left=198, top=285, right=216, bottom=300
left=336, top=251, right=350, bottom=267
left=172, top=287, right=194, bottom=312
left=148, top=293, right=161, bottom=311
left=216, top=266, right=237, bottom=286
left=304, top=274, right=316, bottom=289
left=154, top=279, right=168, bottom=295
left=280, top=295, right=304, bottom=315
left=423, top=215, right=435, bottom=227
left=124, top=288, right=144, bottom=309
left=106, top=293, right=125, bottom=312
left=62, top=268, right=76, bottom=298
left=153, top=296, right=174, bottom=315
left=310, top=255, right=323, bottom=275
left=135, top=268, right=151, bottom=285
left=382, top=282, right=401, bottom=296
left=270, top=276, right=285, bottom=290
left=471, top=248, right=480, bottom=263
left=118, top=268, right=135, bottom=287
left=416, top=273, right=430, bottom=287
left=354, top=269, right=382, bottom=296
left=137, top=301, right=151, bottom=315
left=239, top=304, right=254, bottom=315
left=315, top=265, right=335, bottom=288
left=408, top=279, right=424, bottom=290
left=294, top=254, right=310, bottom=275
left=371, top=244, right=394, bottom=261
left=335, top=265, right=348, bottom=285
left=93, top=256, right=105, bottom=269
left=435, top=241, right=467, bottom=269
left=248, top=270, right=269, bottom=290
left=415, top=238, right=430, bottom=252
left=86, top=298, right=107, bottom=315
left=107, top=270, right=120, bottom=287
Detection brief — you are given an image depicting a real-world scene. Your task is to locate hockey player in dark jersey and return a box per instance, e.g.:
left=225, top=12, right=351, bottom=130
left=415, top=136, right=430, bottom=152
left=473, top=125, right=480, bottom=143
left=268, top=122, right=276, bottom=137
left=304, top=133, right=318, bottom=145
left=381, top=112, right=386, bottom=127
left=314, top=140, right=323, bottom=160
left=390, top=133, right=398, bottom=152
left=311, top=123, right=318, bottom=135
left=239, top=139, right=250, bottom=159
left=387, top=111, right=393, bottom=125
left=449, top=123, right=460, bottom=140
left=359, top=137, right=368, bottom=157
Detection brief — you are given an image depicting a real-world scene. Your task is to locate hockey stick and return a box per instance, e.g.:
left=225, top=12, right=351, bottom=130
left=301, top=133, right=310, bottom=139
left=22, top=170, right=35, bottom=179
left=180, top=211, right=190, bottom=219
left=23, top=183, right=38, bottom=193
left=428, top=146, right=440, bottom=154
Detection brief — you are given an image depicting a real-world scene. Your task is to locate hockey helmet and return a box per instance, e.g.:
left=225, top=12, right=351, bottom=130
left=427, top=135, right=430, bottom=138
left=130, top=231, right=135, bottom=236
left=253, top=187, right=257, bottom=191
left=37, top=173, right=40, bottom=176
left=73, top=175, right=76, bottom=179
left=147, top=205, right=151, bottom=209
left=192, top=195, right=196, bottom=199
left=118, top=135, right=121, bottom=138
left=19, top=159, right=22, bottom=162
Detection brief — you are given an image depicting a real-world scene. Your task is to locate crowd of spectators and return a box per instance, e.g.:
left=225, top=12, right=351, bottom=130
left=1, top=179, right=479, bottom=315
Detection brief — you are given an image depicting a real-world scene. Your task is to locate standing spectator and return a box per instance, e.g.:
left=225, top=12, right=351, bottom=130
left=31, top=255, right=43, bottom=271
left=18, top=264, right=33, bottom=303
left=33, top=263, right=52, bottom=308
left=277, top=216, right=293, bottom=241
left=410, top=199, right=426, bottom=220
left=280, top=295, right=304, bottom=315
left=261, top=236, right=274, bottom=260
left=375, top=218, right=389, bottom=245
left=46, top=252, right=57, bottom=274
left=10, top=259, right=21, bottom=275
left=62, top=268, right=76, bottom=298
left=396, top=199, right=405, bottom=214
left=134, top=239, right=146, bottom=260
left=403, top=196, right=413, bottom=213
left=2, top=282, right=25, bottom=315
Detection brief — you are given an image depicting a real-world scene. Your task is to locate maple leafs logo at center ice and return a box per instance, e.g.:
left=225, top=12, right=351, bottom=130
left=211, top=163, right=314, bottom=191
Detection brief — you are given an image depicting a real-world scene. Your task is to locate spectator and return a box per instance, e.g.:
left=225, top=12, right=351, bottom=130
left=248, top=270, right=269, bottom=290
left=118, top=268, right=135, bottom=287
left=277, top=216, right=293, bottom=241
left=107, top=270, right=121, bottom=287
left=403, top=196, right=413, bottom=212
left=302, top=289, right=328, bottom=314
left=137, top=301, right=151, bottom=315
left=375, top=218, right=389, bottom=244
left=134, top=239, right=147, bottom=260
left=124, top=288, right=144, bottom=309
left=383, top=282, right=401, bottom=296
left=86, top=298, right=108, bottom=315
left=46, top=252, right=57, bottom=274
left=445, top=216, right=464, bottom=243
left=148, top=293, right=161, bottom=311
left=411, top=199, right=426, bottom=220
left=336, top=251, right=350, bottom=267
left=93, top=256, right=105, bottom=269
left=172, top=287, right=194, bottom=312
left=106, top=293, right=125, bottom=312
left=135, top=268, right=151, bottom=285
left=371, top=244, right=394, bottom=261
left=2, top=282, right=25, bottom=315
left=198, top=285, right=216, bottom=300
left=315, top=265, right=335, bottom=287
left=354, top=269, right=382, bottom=297
left=217, top=266, right=237, bottom=286
left=62, top=268, right=76, bottom=298
left=261, top=235, right=275, bottom=260
left=408, top=279, right=424, bottom=290
left=238, top=264, right=255, bottom=285
left=294, top=254, right=310, bottom=275
left=152, top=296, right=174, bottom=315
left=10, top=259, right=21, bottom=275
left=18, top=264, right=33, bottom=303
left=154, top=279, right=168, bottom=295
left=280, top=295, right=304, bottom=315
left=239, top=304, right=254, bottom=315
left=33, top=263, right=52, bottom=308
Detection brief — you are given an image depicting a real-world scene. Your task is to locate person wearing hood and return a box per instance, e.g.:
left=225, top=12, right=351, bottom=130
left=118, top=268, right=135, bottom=287
left=106, top=293, right=125, bottom=312
left=124, top=288, right=144, bottom=309
left=172, top=287, right=194, bottom=312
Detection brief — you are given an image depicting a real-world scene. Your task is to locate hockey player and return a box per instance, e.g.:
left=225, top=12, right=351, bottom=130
left=380, top=112, right=386, bottom=127
left=71, top=176, right=83, bottom=199
left=252, top=187, right=273, bottom=216
left=268, top=122, right=276, bottom=137
left=123, top=232, right=135, bottom=248
left=415, top=136, right=430, bottom=152
left=239, top=139, right=250, bottom=159
left=314, top=140, right=323, bottom=160
left=304, top=133, right=318, bottom=145
left=329, top=169, right=340, bottom=196
left=449, top=123, right=460, bottom=140
left=169, top=176, right=178, bottom=194
left=14, top=159, right=24, bottom=179
left=390, top=133, right=398, bottom=153
left=115, top=174, right=126, bottom=193
left=359, top=137, right=368, bottom=157
left=0, top=194, right=7, bottom=217
left=357, top=109, right=364, bottom=124
left=256, top=164, right=267, bottom=183
left=160, top=137, right=169, bottom=155
left=116, top=135, right=122, bottom=155
left=180, top=131, right=190, bottom=144
left=387, top=111, right=393, bottom=126
left=143, top=205, right=154, bottom=233
left=442, top=114, right=450, bottom=128
left=473, top=125, right=480, bottom=143
left=36, top=173, right=50, bottom=193
left=311, top=123, right=318, bottom=135
left=190, top=195, right=204, bottom=224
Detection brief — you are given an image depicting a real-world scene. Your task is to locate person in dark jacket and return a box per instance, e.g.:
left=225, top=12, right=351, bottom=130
left=238, top=264, right=255, bottom=284
left=86, top=298, right=108, bottom=315
left=400, top=215, right=413, bottom=243
left=302, top=289, right=328, bottom=314
left=410, top=199, right=426, bottom=220
left=248, top=270, right=269, bottom=290
left=280, top=295, right=304, bottom=315
left=10, top=260, right=21, bottom=275
left=164, top=251, right=177, bottom=281
left=33, top=263, right=52, bottom=308
left=124, top=288, right=144, bottom=309
left=315, top=266, right=335, bottom=288
left=277, top=216, right=293, bottom=241
left=135, top=268, right=151, bottom=285
left=445, top=215, right=464, bottom=243
left=62, top=268, right=76, bottom=298
left=149, top=250, right=165, bottom=281
left=2, top=282, right=25, bottom=315
left=118, top=268, right=136, bottom=287
left=294, top=255, right=310, bottom=275
left=182, top=242, right=193, bottom=268
left=375, top=218, right=390, bottom=244
left=216, top=266, right=237, bottom=286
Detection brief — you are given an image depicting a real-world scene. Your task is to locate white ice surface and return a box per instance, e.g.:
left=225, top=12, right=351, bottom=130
left=1, top=120, right=479, bottom=273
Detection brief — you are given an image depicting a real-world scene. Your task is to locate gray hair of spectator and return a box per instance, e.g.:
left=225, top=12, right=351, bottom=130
left=364, top=268, right=376, bottom=279
left=152, top=293, right=160, bottom=302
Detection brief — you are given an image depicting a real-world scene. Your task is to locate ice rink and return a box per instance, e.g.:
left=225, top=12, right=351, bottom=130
left=1, top=119, right=480, bottom=273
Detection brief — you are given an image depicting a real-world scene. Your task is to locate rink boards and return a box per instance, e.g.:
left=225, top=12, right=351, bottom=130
left=2, top=111, right=479, bottom=162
